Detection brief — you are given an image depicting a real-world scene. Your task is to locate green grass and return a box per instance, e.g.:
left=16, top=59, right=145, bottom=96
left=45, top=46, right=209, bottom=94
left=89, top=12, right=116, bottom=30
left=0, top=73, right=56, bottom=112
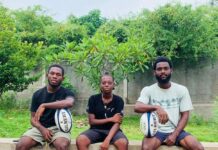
left=0, top=109, right=218, bottom=142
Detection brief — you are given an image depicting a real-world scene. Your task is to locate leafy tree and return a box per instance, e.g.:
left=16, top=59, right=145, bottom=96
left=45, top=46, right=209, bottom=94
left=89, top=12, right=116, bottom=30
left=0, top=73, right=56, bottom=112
left=0, top=6, right=43, bottom=97
left=78, top=10, right=107, bottom=36
left=55, top=27, right=153, bottom=89
left=144, top=4, right=218, bottom=62
left=12, top=5, right=54, bottom=44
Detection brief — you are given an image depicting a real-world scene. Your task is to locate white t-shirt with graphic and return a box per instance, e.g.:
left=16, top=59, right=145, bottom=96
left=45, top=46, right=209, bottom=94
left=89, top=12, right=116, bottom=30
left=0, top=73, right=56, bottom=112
left=137, top=82, right=193, bottom=133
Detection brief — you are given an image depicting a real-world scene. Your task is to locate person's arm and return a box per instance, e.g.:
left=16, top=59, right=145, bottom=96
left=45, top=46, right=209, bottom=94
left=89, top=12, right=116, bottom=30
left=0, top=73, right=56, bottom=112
left=165, top=111, right=189, bottom=146
left=100, top=123, right=121, bottom=150
left=30, top=112, right=53, bottom=142
left=35, top=97, right=74, bottom=120
left=88, top=113, right=122, bottom=125
left=134, top=101, right=168, bottom=124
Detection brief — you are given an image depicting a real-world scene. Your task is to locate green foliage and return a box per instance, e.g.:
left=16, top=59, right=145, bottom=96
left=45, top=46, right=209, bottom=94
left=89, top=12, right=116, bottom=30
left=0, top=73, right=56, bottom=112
left=0, top=92, right=17, bottom=109
left=77, top=9, right=107, bottom=36
left=62, top=76, right=77, bottom=94
left=0, top=6, right=44, bottom=97
left=144, top=4, right=218, bottom=62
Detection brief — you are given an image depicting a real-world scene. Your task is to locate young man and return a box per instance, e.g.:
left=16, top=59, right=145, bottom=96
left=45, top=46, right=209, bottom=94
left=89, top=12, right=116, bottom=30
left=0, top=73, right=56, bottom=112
left=134, top=56, right=204, bottom=150
left=76, top=73, right=128, bottom=150
left=16, top=64, right=75, bottom=150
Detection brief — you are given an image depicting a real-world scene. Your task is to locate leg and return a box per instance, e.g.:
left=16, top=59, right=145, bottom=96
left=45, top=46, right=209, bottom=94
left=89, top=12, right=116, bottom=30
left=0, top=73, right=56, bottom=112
left=114, top=138, right=128, bottom=150
left=16, top=136, right=38, bottom=150
left=180, top=135, right=204, bottom=150
left=76, top=134, right=91, bottom=150
left=76, top=129, right=103, bottom=150
left=141, top=137, right=161, bottom=150
left=53, top=137, right=70, bottom=150
left=112, top=131, right=128, bottom=150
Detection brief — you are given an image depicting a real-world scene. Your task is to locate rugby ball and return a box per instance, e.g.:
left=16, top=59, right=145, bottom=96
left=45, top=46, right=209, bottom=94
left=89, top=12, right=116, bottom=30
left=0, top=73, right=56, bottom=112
left=140, top=112, right=159, bottom=137
left=55, top=108, right=73, bottom=133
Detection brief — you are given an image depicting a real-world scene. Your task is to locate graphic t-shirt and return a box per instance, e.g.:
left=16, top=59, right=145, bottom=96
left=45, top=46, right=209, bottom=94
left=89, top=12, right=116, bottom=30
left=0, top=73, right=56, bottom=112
left=137, top=82, right=193, bottom=133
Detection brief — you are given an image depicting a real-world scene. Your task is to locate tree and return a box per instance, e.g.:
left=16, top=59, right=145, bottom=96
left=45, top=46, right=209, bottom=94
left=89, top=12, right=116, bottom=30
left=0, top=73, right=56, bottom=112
left=78, top=10, right=107, bottom=36
left=144, top=4, right=218, bottom=62
left=0, top=6, right=43, bottom=97
left=55, top=24, right=153, bottom=89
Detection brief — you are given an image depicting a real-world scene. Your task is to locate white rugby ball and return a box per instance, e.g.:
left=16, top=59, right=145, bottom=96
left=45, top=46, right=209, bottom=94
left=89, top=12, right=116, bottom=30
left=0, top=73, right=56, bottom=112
left=55, top=108, right=73, bottom=133
left=140, top=112, right=159, bottom=137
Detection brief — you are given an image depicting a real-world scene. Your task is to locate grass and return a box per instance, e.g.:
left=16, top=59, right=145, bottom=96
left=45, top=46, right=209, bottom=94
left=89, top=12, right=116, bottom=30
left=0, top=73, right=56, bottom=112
left=0, top=109, right=218, bottom=142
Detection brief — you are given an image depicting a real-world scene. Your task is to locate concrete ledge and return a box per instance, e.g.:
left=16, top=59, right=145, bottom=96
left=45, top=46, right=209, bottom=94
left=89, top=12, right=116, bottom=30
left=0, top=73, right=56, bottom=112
left=1, top=138, right=218, bottom=150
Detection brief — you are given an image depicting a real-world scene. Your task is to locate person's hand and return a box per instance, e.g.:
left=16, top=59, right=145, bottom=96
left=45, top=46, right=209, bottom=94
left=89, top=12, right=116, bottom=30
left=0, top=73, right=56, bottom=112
left=111, top=113, right=122, bottom=123
left=40, top=127, right=53, bottom=142
left=156, top=106, right=168, bottom=124
left=35, top=104, right=45, bottom=121
left=164, top=132, right=177, bottom=146
left=100, top=140, right=110, bottom=150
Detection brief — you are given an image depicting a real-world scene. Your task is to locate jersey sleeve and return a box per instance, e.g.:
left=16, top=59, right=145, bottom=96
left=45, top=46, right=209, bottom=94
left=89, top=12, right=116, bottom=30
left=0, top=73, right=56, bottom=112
left=137, top=86, right=150, bottom=104
left=65, top=88, right=75, bottom=98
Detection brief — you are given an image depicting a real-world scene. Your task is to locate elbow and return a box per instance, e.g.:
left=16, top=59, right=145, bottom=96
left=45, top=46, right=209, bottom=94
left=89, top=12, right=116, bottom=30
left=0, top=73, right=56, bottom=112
left=66, top=99, right=74, bottom=108
left=134, top=105, right=140, bottom=113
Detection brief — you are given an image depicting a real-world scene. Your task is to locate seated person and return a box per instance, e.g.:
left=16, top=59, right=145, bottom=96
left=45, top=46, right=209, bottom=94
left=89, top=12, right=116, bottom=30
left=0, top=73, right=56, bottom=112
left=134, top=56, right=204, bottom=150
left=76, top=73, right=128, bottom=150
left=16, top=64, right=74, bottom=150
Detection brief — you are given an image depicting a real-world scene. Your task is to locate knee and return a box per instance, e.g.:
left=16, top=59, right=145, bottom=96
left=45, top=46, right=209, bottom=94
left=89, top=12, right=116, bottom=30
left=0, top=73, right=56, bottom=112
left=16, top=139, right=33, bottom=150
left=54, top=141, right=70, bottom=150
left=190, top=142, right=204, bottom=150
left=115, top=138, right=128, bottom=147
left=142, top=144, right=151, bottom=150
left=194, top=143, right=204, bottom=150
left=76, top=135, right=90, bottom=147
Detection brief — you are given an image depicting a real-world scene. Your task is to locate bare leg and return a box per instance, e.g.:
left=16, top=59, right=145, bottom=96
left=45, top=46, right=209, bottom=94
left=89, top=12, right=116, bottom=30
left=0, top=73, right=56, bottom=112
left=16, top=136, right=38, bottom=150
left=53, top=137, right=70, bottom=150
left=141, top=137, right=162, bottom=150
left=76, top=135, right=91, bottom=150
left=180, top=135, right=204, bottom=150
left=114, top=138, right=128, bottom=150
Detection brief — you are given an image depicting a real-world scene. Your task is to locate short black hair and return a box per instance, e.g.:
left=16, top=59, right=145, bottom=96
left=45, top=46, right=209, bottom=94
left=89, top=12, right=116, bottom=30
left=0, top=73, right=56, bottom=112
left=153, top=56, right=172, bottom=70
left=100, top=72, right=114, bottom=81
left=47, top=64, right=65, bottom=76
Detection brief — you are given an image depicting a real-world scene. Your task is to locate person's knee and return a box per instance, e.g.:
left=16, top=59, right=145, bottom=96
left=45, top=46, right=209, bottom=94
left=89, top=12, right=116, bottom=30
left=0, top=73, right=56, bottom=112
left=142, top=144, right=152, bottom=150
left=191, top=142, right=204, bottom=150
left=16, top=138, right=36, bottom=150
left=53, top=139, right=70, bottom=150
left=76, top=135, right=90, bottom=147
left=115, top=138, right=128, bottom=147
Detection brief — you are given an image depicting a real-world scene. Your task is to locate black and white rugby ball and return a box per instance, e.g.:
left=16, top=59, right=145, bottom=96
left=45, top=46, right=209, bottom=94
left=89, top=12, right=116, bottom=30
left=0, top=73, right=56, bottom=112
left=140, top=112, right=159, bottom=137
left=55, top=108, right=73, bottom=133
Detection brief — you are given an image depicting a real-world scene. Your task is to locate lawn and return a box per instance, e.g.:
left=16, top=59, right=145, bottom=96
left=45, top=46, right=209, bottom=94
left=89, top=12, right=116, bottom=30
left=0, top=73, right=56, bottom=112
left=0, top=109, right=218, bottom=142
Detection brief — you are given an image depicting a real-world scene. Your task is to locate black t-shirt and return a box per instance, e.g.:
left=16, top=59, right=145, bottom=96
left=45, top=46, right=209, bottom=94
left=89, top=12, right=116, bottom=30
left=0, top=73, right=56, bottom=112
left=31, top=86, right=74, bottom=128
left=86, top=93, right=124, bottom=130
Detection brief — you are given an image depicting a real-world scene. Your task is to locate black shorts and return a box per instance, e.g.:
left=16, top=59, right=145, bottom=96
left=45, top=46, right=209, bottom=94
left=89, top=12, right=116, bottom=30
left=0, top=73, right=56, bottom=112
left=80, top=129, right=128, bottom=144
left=154, top=130, right=190, bottom=146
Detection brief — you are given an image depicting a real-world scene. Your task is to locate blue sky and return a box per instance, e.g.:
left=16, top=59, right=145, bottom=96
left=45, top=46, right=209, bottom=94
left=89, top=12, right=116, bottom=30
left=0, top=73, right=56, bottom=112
left=0, top=0, right=211, bottom=21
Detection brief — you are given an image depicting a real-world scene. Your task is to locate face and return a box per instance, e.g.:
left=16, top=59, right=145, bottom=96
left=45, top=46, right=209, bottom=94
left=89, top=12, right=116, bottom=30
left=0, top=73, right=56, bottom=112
left=47, top=67, right=64, bottom=88
left=100, top=75, right=114, bottom=94
left=154, top=62, right=172, bottom=84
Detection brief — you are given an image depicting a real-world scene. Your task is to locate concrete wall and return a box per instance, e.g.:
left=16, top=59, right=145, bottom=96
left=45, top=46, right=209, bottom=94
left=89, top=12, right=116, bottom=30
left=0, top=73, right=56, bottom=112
left=16, top=60, right=218, bottom=116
